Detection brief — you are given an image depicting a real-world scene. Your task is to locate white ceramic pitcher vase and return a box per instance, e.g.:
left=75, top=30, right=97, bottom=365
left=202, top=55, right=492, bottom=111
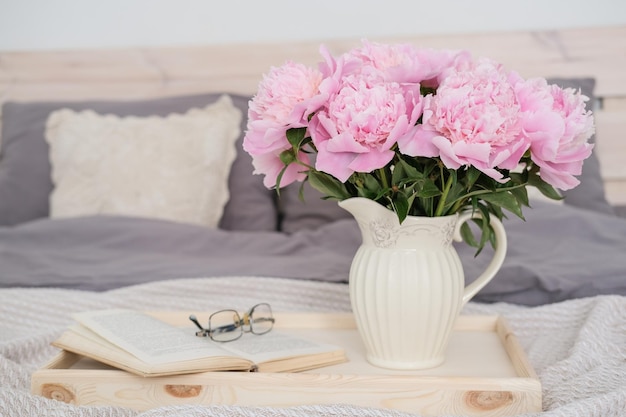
left=339, top=197, right=507, bottom=370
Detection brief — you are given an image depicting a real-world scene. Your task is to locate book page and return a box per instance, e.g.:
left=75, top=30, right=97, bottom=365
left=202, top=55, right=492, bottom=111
left=220, top=330, right=342, bottom=364
left=73, top=309, right=229, bottom=365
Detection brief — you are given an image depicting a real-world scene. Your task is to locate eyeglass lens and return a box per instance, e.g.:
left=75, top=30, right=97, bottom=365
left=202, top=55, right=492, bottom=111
left=248, top=303, right=274, bottom=335
left=209, top=309, right=242, bottom=342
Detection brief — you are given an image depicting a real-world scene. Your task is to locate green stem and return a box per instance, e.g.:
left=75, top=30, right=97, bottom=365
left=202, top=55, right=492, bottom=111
left=448, top=182, right=529, bottom=208
left=297, top=161, right=316, bottom=171
left=435, top=172, right=453, bottom=216
left=446, top=180, right=532, bottom=214
left=378, top=167, right=390, bottom=189
left=450, top=197, right=469, bottom=214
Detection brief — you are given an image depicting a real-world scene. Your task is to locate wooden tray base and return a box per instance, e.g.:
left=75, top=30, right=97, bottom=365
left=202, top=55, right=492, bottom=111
left=32, top=313, right=541, bottom=416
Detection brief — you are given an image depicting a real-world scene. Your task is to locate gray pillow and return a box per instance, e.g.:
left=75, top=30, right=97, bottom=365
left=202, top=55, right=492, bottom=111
left=279, top=181, right=352, bottom=233
left=278, top=152, right=351, bottom=233
left=0, top=93, right=278, bottom=231
left=278, top=78, right=614, bottom=233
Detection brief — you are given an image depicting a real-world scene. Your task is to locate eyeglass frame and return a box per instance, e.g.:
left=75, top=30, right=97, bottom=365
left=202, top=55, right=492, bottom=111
left=189, top=303, right=275, bottom=342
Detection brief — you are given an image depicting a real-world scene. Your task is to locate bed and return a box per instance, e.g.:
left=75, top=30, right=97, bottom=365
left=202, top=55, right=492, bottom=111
left=1, top=25, right=625, bottom=417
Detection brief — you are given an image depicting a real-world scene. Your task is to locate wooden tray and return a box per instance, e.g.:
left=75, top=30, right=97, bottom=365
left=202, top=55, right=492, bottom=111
left=32, top=313, right=541, bottom=416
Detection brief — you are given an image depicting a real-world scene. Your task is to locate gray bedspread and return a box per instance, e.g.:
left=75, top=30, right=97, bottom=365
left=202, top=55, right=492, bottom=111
left=1, top=201, right=625, bottom=306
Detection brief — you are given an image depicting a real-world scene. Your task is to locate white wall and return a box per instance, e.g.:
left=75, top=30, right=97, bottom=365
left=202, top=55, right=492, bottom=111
left=1, top=0, right=626, bottom=52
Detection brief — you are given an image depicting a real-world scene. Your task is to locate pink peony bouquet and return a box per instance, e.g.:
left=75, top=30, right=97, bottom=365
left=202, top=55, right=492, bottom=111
left=243, top=41, right=595, bottom=251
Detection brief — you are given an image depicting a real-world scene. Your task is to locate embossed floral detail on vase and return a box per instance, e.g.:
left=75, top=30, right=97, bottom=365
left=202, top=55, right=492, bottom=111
left=368, top=219, right=399, bottom=248
left=367, top=215, right=457, bottom=249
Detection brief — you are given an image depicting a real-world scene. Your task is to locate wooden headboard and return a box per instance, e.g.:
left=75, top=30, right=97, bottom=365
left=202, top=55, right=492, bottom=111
left=1, top=25, right=624, bottom=205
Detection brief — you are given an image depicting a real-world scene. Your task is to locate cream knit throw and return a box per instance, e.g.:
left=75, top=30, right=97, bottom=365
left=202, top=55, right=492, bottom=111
left=1, top=276, right=624, bottom=417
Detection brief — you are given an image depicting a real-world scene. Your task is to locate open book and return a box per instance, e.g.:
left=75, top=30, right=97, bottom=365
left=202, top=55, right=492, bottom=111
left=51, top=309, right=347, bottom=377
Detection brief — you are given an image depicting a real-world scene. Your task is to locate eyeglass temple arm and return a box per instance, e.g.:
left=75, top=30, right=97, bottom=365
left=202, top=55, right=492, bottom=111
left=213, top=323, right=240, bottom=334
left=189, top=314, right=205, bottom=331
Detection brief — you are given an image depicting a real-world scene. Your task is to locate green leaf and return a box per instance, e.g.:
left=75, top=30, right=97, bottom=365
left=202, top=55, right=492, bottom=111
left=510, top=186, right=529, bottom=207
left=486, top=201, right=504, bottom=221
left=460, top=215, right=491, bottom=257
left=460, top=222, right=479, bottom=247
left=391, top=162, right=406, bottom=185
left=405, top=189, right=417, bottom=211
left=397, top=158, right=423, bottom=180
left=479, top=191, right=524, bottom=219
left=286, top=128, right=307, bottom=149
left=363, top=174, right=381, bottom=193
left=275, top=164, right=290, bottom=194
left=446, top=181, right=465, bottom=206
left=489, top=227, right=497, bottom=248
left=279, top=149, right=296, bottom=166
left=297, top=181, right=306, bottom=203
left=417, top=179, right=441, bottom=198
left=471, top=196, right=479, bottom=212
left=373, top=187, right=393, bottom=201
left=528, top=174, right=563, bottom=201
left=307, top=170, right=351, bottom=200
left=475, top=205, right=492, bottom=256
left=509, top=171, right=528, bottom=185
left=466, top=167, right=482, bottom=189
left=351, top=173, right=381, bottom=199
left=391, top=192, right=410, bottom=224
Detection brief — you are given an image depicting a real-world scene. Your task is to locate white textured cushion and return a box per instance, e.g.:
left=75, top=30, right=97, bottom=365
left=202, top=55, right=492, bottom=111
left=45, top=95, right=242, bottom=227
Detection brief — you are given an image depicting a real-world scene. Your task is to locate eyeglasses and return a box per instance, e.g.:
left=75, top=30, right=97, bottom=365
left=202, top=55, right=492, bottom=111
left=189, top=303, right=275, bottom=342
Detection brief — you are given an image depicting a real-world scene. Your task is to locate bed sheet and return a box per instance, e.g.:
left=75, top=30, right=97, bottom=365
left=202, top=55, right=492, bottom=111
left=1, top=200, right=625, bottom=306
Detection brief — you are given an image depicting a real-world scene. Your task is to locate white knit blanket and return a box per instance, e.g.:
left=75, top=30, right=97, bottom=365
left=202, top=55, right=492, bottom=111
left=1, top=276, right=625, bottom=417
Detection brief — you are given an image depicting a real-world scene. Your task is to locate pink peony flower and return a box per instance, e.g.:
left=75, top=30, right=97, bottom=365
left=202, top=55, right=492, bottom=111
left=309, top=73, right=423, bottom=182
left=250, top=151, right=310, bottom=189
left=399, top=58, right=529, bottom=181
left=317, top=45, right=364, bottom=99
left=248, top=61, right=324, bottom=128
left=243, top=61, right=324, bottom=187
left=243, top=40, right=594, bottom=232
left=515, top=78, right=594, bottom=190
left=348, top=41, right=471, bottom=86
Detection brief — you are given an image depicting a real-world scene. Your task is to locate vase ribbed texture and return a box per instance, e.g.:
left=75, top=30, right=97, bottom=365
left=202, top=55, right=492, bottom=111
left=350, top=246, right=463, bottom=368
left=339, top=197, right=506, bottom=370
